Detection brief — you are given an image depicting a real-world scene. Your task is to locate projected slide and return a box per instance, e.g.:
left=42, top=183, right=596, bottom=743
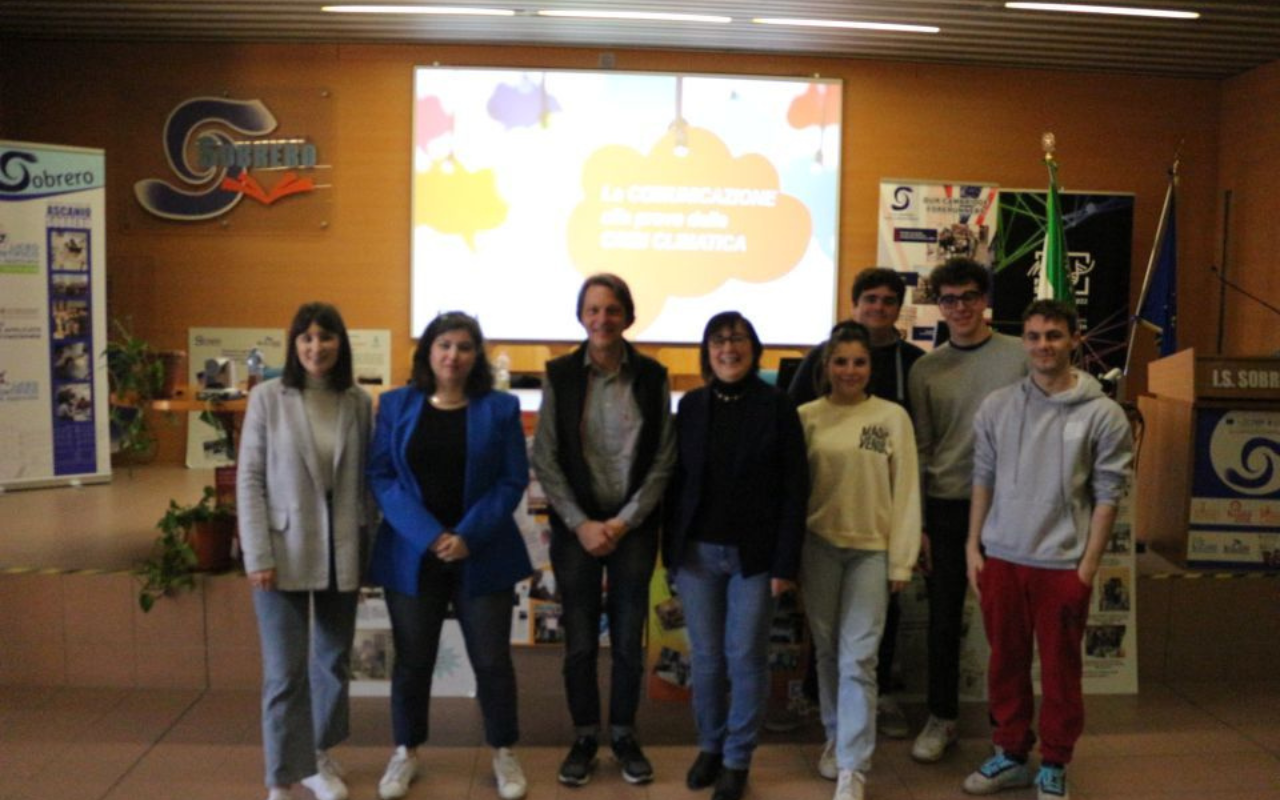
left=412, top=68, right=842, bottom=345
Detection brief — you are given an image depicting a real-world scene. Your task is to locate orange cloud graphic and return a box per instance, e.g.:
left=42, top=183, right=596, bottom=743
left=414, top=157, right=508, bottom=250
left=566, top=126, right=812, bottom=334
left=787, top=83, right=840, bottom=130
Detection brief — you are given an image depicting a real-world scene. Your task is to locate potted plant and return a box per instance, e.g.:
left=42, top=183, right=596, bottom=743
left=136, top=486, right=237, bottom=612
left=104, top=318, right=186, bottom=462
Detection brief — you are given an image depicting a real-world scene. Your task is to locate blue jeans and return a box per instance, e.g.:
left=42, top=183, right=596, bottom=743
left=801, top=534, right=888, bottom=773
left=674, top=542, right=772, bottom=770
left=253, top=587, right=359, bottom=788
left=385, top=554, right=519, bottom=748
left=550, top=522, right=657, bottom=736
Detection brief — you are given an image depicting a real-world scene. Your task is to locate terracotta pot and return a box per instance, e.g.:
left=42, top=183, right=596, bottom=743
left=189, top=517, right=236, bottom=571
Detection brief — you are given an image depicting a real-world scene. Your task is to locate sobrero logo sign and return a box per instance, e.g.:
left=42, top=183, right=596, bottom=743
left=1209, top=411, right=1280, bottom=497
left=134, top=97, right=322, bottom=221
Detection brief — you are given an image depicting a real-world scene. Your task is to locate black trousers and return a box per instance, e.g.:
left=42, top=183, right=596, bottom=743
left=924, top=497, right=972, bottom=720
left=385, top=554, right=519, bottom=748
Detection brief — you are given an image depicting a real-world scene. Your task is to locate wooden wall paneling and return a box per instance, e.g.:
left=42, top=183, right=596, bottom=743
left=2, top=40, right=1232, bottom=402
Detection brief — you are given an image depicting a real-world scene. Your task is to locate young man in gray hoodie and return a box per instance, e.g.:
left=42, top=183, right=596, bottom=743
left=962, top=299, right=1132, bottom=800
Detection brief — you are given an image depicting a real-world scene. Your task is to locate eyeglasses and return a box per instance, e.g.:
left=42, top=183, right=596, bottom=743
left=709, top=334, right=749, bottom=347
left=937, top=290, right=984, bottom=309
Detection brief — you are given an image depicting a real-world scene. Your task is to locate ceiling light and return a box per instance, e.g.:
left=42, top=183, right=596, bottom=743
left=537, top=10, right=730, bottom=23
left=1004, top=3, right=1200, bottom=19
left=322, top=5, right=516, bottom=15
left=752, top=18, right=940, bottom=34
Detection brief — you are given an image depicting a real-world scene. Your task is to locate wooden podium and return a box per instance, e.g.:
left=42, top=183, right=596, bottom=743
left=1136, top=348, right=1280, bottom=571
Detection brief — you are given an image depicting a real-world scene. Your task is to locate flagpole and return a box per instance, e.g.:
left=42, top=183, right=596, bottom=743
left=1039, top=132, right=1071, bottom=304
left=1123, top=153, right=1179, bottom=378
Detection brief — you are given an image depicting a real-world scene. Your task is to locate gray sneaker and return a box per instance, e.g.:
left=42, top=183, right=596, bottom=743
left=818, top=740, right=838, bottom=780
left=911, top=715, right=958, bottom=762
left=876, top=695, right=910, bottom=739
left=378, top=746, right=419, bottom=800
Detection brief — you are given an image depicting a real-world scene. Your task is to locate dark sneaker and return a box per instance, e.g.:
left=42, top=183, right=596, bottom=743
left=557, top=736, right=598, bottom=787
left=686, top=751, right=723, bottom=790
left=711, top=767, right=748, bottom=800
left=611, top=734, right=654, bottom=785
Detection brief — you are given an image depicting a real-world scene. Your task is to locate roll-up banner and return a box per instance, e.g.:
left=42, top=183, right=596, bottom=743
left=0, top=141, right=110, bottom=490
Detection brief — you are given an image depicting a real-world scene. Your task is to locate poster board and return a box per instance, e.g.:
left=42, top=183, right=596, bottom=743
left=877, top=180, right=998, bottom=350
left=0, top=140, right=110, bottom=490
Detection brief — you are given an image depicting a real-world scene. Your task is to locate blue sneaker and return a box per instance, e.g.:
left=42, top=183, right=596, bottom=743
left=962, top=751, right=1032, bottom=794
left=1036, top=764, right=1069, bottom=799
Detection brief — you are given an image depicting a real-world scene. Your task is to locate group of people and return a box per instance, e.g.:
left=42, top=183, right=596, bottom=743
left=236, top=261, right=1132, bottom=800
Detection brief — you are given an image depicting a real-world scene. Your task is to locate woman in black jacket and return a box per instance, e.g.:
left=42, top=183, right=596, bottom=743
left=664, top=311, right=809, bottom=800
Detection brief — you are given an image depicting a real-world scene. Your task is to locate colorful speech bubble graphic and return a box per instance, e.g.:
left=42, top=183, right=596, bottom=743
left=415, top=157, right=508, bottom=250
left=566, top=126, right=812, bottom=334
left=416, top=95, right=454, bottom=149
left=487, top=80, right=563, bottom=130
left=787, top=83, right=840, bottom=130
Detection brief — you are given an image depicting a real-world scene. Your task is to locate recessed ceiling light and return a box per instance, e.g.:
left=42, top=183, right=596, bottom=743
left=536, top=10, right=731, bottom=23
left=1004, top=3, right=1200, bottom=19
left=752, top=18, right=941, bottom=34
left=322, top=5, right=516, bottom=15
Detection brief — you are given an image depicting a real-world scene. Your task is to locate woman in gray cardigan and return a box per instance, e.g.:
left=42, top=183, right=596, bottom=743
left=237, top=302, right=373, bottom=800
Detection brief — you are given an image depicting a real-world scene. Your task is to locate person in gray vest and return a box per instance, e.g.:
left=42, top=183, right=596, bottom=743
left=906, top=257, right=1026, bottom=763
left=531, top=273, right=676, bottom=788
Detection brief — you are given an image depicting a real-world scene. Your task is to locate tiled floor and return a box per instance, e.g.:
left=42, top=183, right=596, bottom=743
left=4, top=470, right=1279, bottom=799
left=1, top=681, right=1277, bottom=800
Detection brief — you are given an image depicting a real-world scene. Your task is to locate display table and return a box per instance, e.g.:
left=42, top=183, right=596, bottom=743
left=147, top=385, right=248, bottom=456
left=1136, top=348, right=1280, bottom=571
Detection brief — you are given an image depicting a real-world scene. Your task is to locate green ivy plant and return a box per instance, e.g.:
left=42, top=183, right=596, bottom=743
left=136, top=486, right=234, bottom=612
left=105, top=318, right=165, bottom=460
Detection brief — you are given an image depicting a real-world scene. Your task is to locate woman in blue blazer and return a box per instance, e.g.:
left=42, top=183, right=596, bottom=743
left=367, top=311, right=532, bottom=800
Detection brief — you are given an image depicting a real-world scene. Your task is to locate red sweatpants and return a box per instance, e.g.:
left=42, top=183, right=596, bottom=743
left=978, top=557, right=1093, bottom=764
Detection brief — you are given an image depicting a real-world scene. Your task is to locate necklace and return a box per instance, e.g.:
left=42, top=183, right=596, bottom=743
left=429, top=393, right=468, bottom=410
left=712, top=387, right=744, bottom=403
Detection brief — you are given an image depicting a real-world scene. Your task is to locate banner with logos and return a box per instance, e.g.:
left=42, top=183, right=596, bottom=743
left=877, top=180, right=999, bottom=350
left=1188, top=407, right=1280, bottom=571
left=0, top=141, right=110, bottom=490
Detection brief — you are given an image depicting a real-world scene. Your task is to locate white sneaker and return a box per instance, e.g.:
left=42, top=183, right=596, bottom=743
left=817, top=739, right=838, bottom=781
left=963, top=751, right=1033, bottom=794
left=834, top=769, right=866, bottom=800
left=301, top=751, right=349, bottom=800
left=493, top=747, right=528, bottom=800
left=378, top=746, right=420, bottom=800
left=911, top=715, right=958, bottom=763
